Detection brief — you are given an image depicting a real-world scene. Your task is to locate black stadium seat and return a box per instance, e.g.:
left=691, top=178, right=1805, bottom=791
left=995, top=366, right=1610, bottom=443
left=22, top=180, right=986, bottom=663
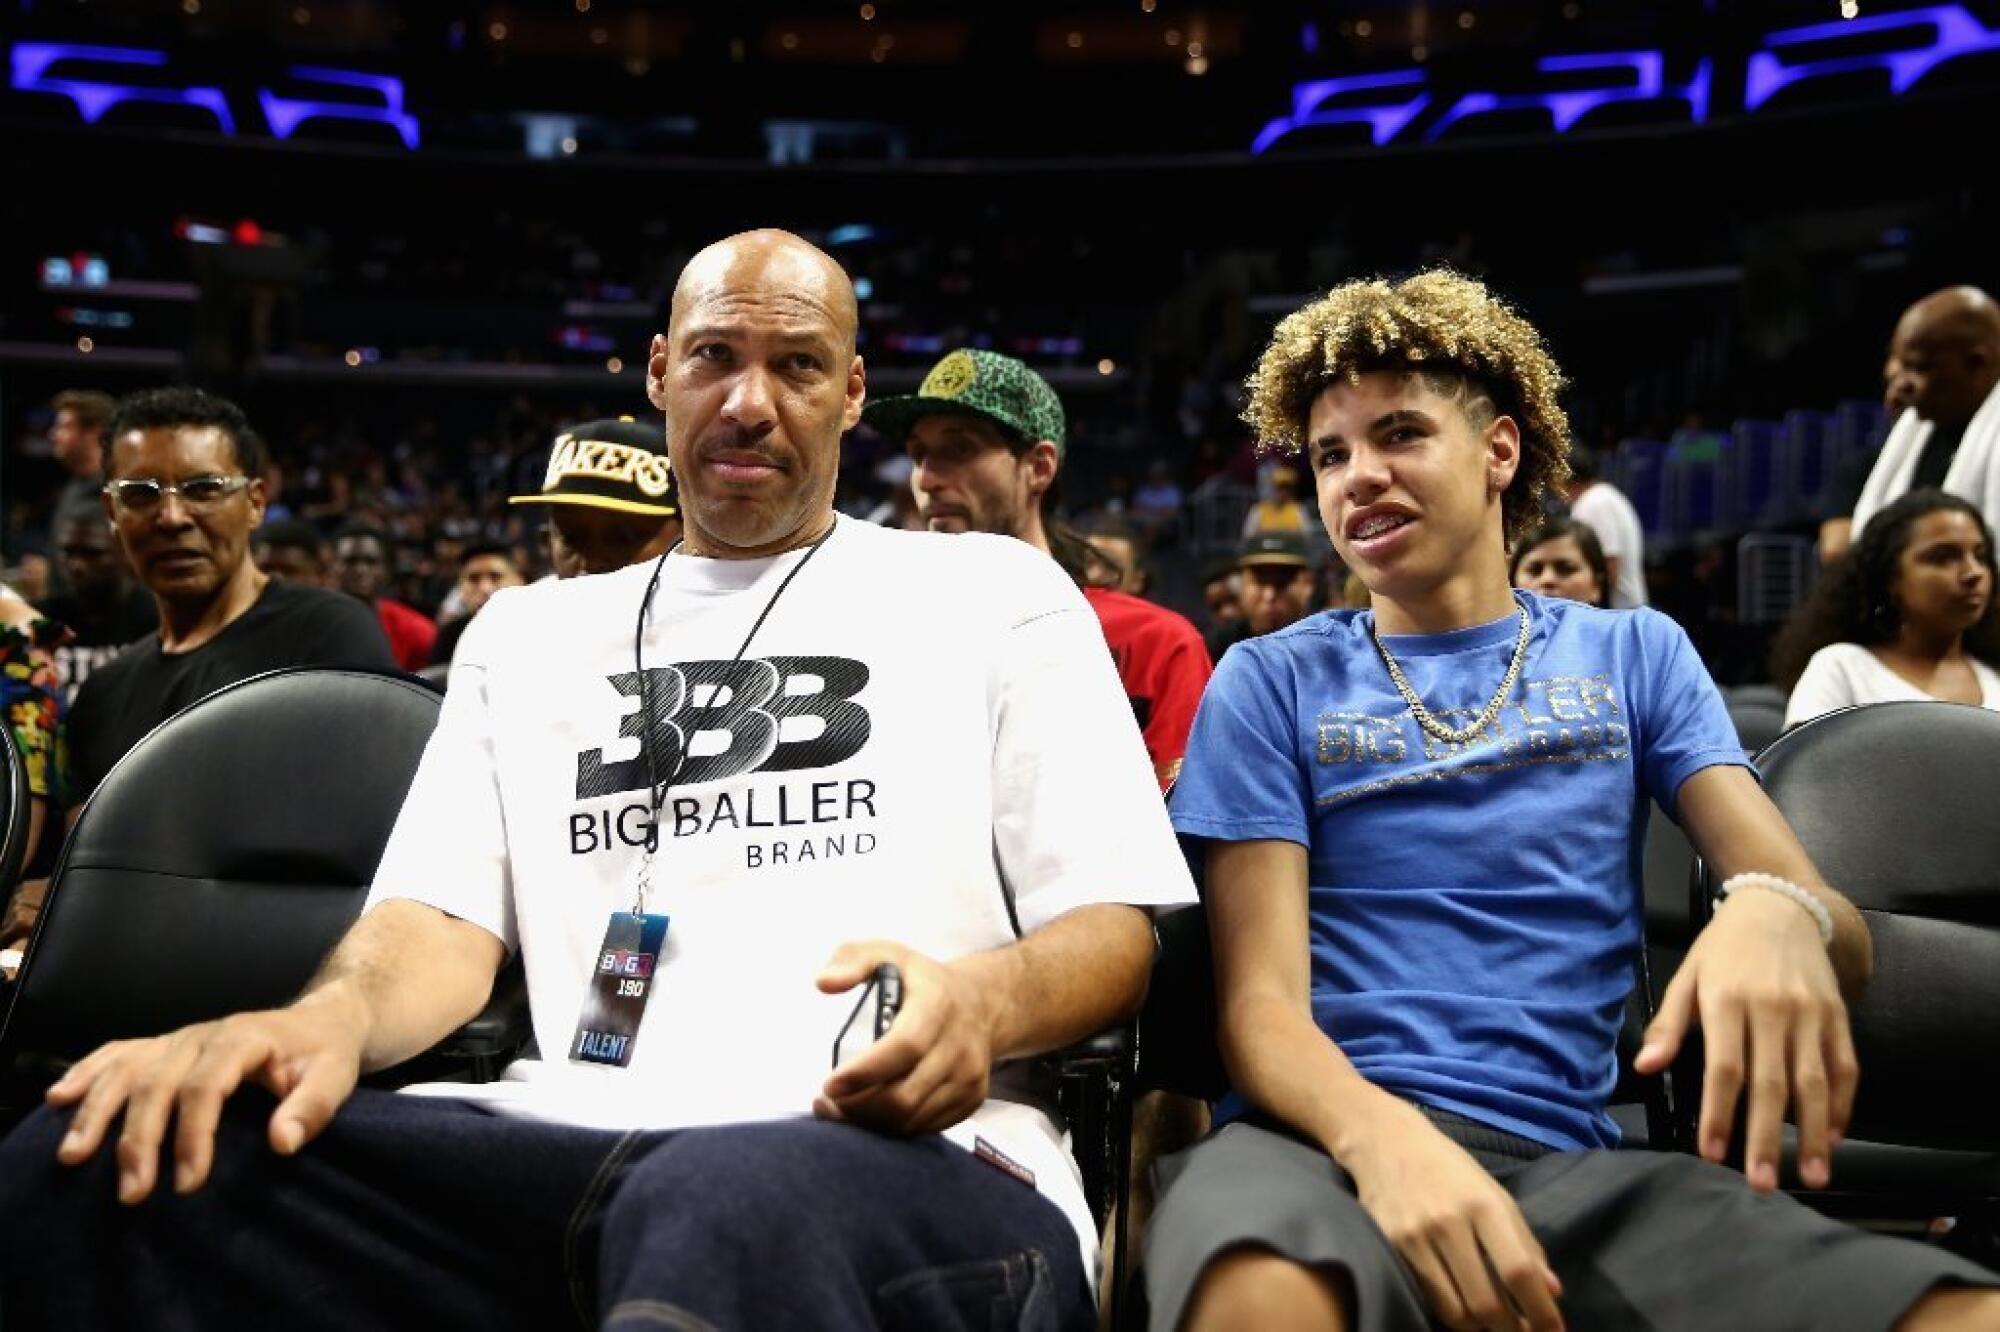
left=0, top=669, right=525, bottom=1106
left=1691, top=702, right=2000, bottom=1258
left=0, top=729, right=30, bottom=910
left=1722, top=684, right=1787, bottom=754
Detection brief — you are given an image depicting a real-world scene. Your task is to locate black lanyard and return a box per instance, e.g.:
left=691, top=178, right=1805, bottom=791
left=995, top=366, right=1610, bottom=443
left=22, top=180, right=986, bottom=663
left=628, top=518, right=837, bottom=912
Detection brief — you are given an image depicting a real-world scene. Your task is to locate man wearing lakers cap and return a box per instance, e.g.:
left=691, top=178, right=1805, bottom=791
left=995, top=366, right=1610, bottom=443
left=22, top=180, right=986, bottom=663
left=511, top=416, right=683, bottom=578
left=866, top=349, right=1212, bottom=792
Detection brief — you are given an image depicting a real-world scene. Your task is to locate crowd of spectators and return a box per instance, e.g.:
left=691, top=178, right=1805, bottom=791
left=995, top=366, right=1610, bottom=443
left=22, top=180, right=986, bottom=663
left=1, top=237, right=1997, bottom=1328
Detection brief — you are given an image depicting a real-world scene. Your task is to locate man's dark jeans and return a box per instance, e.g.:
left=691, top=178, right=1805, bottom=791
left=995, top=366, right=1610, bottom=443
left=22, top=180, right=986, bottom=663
left=0, top=1087, right=1091, bottom=1330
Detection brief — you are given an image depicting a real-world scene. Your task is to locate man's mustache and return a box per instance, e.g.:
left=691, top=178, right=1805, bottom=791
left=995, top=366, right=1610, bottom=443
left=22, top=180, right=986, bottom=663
left=693, top=429, right=787, bottom=469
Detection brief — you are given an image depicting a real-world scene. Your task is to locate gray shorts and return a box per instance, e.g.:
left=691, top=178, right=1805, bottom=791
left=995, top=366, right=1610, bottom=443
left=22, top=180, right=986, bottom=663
left=1144, top=1111, right=1997, bottom=1332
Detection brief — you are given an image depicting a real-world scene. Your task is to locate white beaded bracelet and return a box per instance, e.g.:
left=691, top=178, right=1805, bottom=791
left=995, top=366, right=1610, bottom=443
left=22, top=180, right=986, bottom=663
left=1715, top=872, right=1834, bottom=947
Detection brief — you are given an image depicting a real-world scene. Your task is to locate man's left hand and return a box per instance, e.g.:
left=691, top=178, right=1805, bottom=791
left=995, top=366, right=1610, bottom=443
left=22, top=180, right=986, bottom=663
left=813, top=940, right=995, bottom=1136
left=1, top=877, right=48, bottom=953
left=1635, top=887, right=1859, bottom=1193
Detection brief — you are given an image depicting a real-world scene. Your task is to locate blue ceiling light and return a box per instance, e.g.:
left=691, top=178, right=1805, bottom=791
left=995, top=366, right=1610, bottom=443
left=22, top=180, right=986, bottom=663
left=1254, top=3, right=1994, bottom=153
left=1252, top=69, right=1429, bottom=153
left=1745, top=4, right=2000, bottom=111
left=10, top=41, right=235, bottom=132
left=259, top=66, right=419, bottom=149
left=1425, top=51, right=1709, bottom=140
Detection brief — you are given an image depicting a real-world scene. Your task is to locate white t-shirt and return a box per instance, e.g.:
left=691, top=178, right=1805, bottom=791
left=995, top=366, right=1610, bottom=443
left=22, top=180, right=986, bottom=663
left=1784, top=642, right=2000, bottom=728
left=366, top=516, right=1196, bottom=1276
left=1569, top=483, right=1648, bottom=609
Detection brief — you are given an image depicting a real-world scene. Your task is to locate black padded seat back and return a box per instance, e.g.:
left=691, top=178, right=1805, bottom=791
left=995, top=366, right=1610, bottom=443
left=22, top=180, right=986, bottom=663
left=0, top=728, right=28, bottom=899
left=1727, top=699, right=1786, bottom=756
left=1641, top=801, right=1696, bottom=948
left=1746, top=701, right=2000, bottom=1150
left=1136, top=903, right=1226, bottom=1101
left=1, top=670, right=440, bottom=1070
left=1725, top=685, right=1787, bottom=712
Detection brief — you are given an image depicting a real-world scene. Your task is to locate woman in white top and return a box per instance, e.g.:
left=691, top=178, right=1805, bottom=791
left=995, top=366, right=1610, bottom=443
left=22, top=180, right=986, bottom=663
left=1774, top=488, right=2000, bottom=728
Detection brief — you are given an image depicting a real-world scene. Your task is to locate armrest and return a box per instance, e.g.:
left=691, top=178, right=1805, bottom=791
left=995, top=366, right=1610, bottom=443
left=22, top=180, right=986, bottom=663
left=427, top=957, right=533, bottom=1083
left=1134, top=904, right=1228, bottom=1101
left=1041, top=1025, right=1132, bottom=1074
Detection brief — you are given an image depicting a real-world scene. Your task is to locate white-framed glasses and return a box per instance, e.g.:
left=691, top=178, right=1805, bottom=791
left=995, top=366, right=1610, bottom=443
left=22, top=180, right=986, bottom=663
left=102, top=475, right=252, bottom=513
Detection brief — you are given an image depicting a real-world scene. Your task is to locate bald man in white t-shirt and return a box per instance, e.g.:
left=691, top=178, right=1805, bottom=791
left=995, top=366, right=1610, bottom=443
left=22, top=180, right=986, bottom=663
left=0, top=229, right=1195, bottom=1330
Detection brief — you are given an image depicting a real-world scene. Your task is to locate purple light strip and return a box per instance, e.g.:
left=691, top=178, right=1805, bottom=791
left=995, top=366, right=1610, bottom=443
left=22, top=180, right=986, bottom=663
left=1425, top=51, right=1709, bottom=141
left=10, top=41, right=234, bottom=132
left=1744, top=4, right=2000, bottom=111
left=1252, top=70, right=1429, bottom=153
left=257, top=65, right=419, bottom=149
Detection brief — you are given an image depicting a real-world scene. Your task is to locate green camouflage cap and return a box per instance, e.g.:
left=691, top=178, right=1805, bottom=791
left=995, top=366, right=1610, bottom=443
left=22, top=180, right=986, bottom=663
left=862, top=349, right=1067, bottom=459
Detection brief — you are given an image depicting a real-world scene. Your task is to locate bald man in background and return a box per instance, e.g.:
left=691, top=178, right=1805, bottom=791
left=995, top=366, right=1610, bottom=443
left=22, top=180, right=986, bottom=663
left=1821, top=286, right=2000, bottom=564
left=0, top=229, right=1190, bottom=1330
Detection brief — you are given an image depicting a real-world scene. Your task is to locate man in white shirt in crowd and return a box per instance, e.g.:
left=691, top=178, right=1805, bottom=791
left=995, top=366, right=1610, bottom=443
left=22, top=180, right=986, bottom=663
left=1561, top=444, right=1648, bottom=607
left=0, top=229, right=1193, bottom=1331
left=1821, top=286, right=2000, bottom=566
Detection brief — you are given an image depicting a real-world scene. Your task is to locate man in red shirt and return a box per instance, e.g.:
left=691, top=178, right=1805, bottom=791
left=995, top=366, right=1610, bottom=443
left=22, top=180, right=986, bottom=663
left=333, top=523, right=436, bottom=672
left=866, top=349, right=1211, bottom=789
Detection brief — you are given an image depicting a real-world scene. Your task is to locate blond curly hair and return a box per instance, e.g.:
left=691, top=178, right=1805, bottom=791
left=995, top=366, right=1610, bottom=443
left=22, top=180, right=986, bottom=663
left=1242, top=269, right=1572, bottom=547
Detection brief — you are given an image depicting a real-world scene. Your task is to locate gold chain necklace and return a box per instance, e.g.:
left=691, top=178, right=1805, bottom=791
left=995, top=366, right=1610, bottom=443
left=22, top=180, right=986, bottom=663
left=1370, top=603, right=1532, bottom=746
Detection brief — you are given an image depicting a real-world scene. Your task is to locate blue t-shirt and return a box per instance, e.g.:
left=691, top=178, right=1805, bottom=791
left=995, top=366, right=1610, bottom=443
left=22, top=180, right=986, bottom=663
left=1170, top=591, right=1747, bottom=1151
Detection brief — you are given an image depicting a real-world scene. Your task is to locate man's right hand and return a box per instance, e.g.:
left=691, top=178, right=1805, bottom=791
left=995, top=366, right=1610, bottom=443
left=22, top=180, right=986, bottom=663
left=44, top=984, right=370, bottom=1205
left=1337, top=1093, right=1565, bottom=1332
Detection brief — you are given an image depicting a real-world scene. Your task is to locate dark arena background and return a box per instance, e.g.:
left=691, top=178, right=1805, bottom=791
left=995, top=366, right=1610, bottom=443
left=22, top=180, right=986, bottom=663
left=5, top=0, right=1998, bottom=671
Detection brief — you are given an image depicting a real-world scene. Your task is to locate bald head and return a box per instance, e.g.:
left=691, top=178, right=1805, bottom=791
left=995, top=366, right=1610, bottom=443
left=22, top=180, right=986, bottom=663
left=1887, top=285, right=2000, bottom=425
left=649, top=229, right=868, bottom=558
left=1897, top=286, right=2000, bottom=350
left=669, top=229, right=858, bottom=357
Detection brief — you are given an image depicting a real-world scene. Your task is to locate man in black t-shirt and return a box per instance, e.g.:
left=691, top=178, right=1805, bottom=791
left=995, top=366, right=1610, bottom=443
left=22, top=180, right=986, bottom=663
left=65, top=388, right=395, bottom=806
left=38, top=513, right=158, bottom=707
left=5, top=388, right=392, bottom=956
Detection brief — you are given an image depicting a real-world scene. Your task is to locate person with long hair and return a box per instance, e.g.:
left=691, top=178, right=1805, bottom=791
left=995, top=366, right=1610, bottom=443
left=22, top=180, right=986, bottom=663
left=1510, top=516, right=1611, bottom=608
left=1558, top=444, right=1649, bottom=606
left=1774, top=488, right=2000, bottom=728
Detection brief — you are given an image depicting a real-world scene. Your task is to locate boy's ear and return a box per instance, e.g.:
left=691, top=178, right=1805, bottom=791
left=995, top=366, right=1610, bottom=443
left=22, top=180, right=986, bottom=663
left=1486, top=415, right=1522, bottom=495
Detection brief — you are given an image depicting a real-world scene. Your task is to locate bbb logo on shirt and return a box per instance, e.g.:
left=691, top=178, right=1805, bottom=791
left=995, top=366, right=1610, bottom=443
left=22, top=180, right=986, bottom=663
left=574, top=655, right=872, bottom=799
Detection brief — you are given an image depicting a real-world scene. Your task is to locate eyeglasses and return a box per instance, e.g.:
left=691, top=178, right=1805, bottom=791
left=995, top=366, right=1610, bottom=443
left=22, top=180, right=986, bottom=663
left=102, top=475, right=252, bottom=513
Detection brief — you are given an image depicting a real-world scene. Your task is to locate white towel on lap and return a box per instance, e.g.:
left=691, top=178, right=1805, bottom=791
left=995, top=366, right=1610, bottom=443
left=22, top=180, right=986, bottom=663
left=1851, top=380, right=2000, bottom=538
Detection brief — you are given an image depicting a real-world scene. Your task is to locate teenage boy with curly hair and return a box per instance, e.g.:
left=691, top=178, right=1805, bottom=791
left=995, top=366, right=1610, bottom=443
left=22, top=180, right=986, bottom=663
left=1146, top=270, right=1998, bottom=1332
